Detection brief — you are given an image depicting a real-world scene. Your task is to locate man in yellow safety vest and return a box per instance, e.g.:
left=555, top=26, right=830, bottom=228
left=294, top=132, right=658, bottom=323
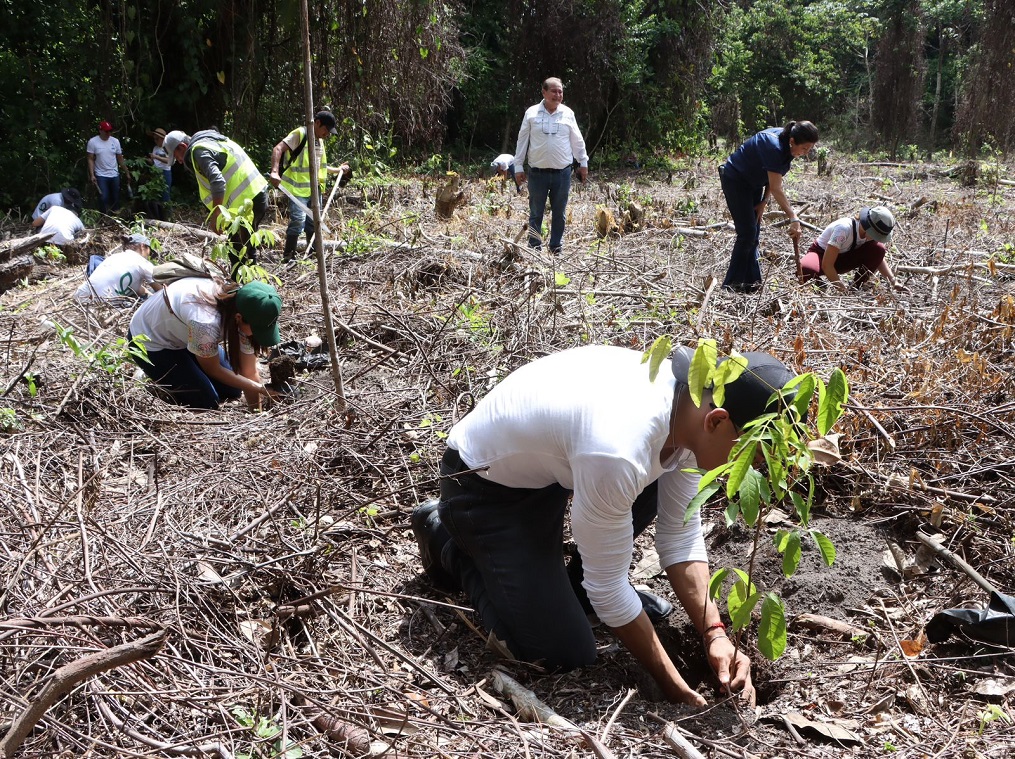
left=268, top=111, right=350, bottom=262
left=163, top=129, right=269, bottom=278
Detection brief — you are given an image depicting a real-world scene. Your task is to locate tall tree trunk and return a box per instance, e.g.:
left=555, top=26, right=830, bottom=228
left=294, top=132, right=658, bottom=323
left=954, top=0, right=1015, bottom=155
left=871, top=0, right=927, bottom=157
left=929, top=26, right=944, bottom=153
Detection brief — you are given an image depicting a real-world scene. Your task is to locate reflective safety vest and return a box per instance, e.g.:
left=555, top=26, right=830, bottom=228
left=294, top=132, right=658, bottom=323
left=188, top=135, right=268, bottom=214
left=278, top=126, right=327, bottom=199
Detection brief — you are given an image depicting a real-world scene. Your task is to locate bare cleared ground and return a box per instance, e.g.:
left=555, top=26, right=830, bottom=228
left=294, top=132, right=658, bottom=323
left=1, top=153, right=1014, bottom=758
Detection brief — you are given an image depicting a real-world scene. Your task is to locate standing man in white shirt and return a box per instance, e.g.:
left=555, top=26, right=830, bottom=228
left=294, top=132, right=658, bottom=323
left=412, top=344, right=796, bottom=706
left=513, top=77, right=589, bottom=254
left=87, top=120, right=130, bottom=214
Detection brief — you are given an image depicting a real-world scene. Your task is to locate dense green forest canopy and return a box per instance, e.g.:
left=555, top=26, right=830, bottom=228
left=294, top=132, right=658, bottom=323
left=1, top=0, right=1012, bottom=215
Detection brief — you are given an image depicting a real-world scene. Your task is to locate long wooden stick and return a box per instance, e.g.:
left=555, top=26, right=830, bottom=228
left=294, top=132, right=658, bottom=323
left=793, top=235, right=803, bottom=282
left=303, top=167, right=343, bottom=254
left=299, top=0, right=345, bottom=408
left=915, top=529, right=999, bottom=595
left=0, top=630, right=166, bottom=757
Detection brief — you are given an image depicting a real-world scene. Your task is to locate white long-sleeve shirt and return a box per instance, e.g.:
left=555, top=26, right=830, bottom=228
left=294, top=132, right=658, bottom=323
left=513, top=101, right=589, bottom=173
left=447, top=346, right=706, bottom=628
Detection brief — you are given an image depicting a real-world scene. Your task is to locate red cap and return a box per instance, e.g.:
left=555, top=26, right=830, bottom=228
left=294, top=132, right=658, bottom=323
left=99, top=121, right=114, bottom=132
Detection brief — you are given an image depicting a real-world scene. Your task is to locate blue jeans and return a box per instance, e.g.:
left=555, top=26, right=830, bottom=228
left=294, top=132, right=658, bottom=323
left=131, top=340, right=241, bottom=410
left=162, top=169, right=173, bottom=202
left=434, top=448, right=660, bottom=670
left=720, top=167, right=766, bottom=291
left=96, top=175, right=120, bottom=213
left=285, top=194, right=315, bottom=238
left=527, top=166, right=572, bottom=252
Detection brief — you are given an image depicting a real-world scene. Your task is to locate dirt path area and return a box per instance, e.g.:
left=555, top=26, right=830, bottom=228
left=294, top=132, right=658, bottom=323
left=1, top=155, right=1013, bottom=757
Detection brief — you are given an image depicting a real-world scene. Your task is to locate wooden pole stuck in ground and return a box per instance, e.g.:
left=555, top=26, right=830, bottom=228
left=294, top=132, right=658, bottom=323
left=300, top=0, right=345, bottom=409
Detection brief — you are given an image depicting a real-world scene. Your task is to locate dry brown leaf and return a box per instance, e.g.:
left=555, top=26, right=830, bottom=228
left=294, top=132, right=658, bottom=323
left=763, top=508, right=792, bottom=526
left=863, top=692, right=896, bottom=714
left=237, top=619, right=272, bottom=648
left=195, top=561, right=224, bottom=584
left=793, top=335, right=806, bottom=370
left=808, top=433, right=842, bottom=465
left=782, top=712, right=862, bottom=744
left=366, top=704, right=417, bottom=736
left=473, top=684, right=506, bottom=710
left=971, top=678, right=1015, bottom=698
left=899, top=633, right=926, bottom=658
left=632, top=547, right=662, bottom=580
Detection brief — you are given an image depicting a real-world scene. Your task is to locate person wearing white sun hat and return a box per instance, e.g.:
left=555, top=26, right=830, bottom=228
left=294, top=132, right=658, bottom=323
left=801, top=205, right=907, bottom=292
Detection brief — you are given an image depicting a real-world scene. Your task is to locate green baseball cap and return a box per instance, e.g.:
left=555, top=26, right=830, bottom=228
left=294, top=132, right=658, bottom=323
left=236, top=281, right=282, bottom=347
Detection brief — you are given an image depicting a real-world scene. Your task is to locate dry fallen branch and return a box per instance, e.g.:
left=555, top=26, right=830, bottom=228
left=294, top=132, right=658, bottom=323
left=0, top=629, right=167, bottom=757
left=488, top=668, right=581, bottom=730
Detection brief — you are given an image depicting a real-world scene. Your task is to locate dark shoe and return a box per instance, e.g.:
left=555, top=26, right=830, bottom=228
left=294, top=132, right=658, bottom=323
left=410, top=499, right=459, bottom=589
left=581, top=586, right=674, bottom=627
left=282, top=233, right=299, bottom=262
left=636, top=588, right=674, bottom=623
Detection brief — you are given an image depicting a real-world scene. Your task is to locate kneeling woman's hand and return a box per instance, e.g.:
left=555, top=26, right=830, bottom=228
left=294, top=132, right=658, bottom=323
left=706, top=632, right=756, bottom=706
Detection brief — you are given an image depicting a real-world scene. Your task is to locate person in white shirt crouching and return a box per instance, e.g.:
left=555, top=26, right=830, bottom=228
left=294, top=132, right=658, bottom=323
left=75, top=233, right=156, bottom=304
left=412, top=343, right=797, bottom=707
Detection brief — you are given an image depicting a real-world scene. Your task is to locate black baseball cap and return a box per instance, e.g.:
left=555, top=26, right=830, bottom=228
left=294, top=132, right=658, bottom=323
left=315, top=111, right=338, bottom=135
left=670, top=345, right=796, bottom=429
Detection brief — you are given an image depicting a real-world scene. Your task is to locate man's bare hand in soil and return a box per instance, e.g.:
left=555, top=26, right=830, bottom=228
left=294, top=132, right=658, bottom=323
left=707, top=634, right=756, bottom=706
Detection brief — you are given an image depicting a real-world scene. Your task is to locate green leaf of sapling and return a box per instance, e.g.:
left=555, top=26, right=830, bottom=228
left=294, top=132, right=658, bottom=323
left=642, top=335, right=673, bottom=382
left=758, top=593, right=787, bottom=660
left=810, top=529, right=837, bottom=566
left=738, top=467, right=764, bottom=526
left=781, top=531, right=802, bottom=577
left=684, top=481, right=721, bottom=524
left=708, top=567, right=731, bottom=601
left=818, top=368, right=849, bottom=435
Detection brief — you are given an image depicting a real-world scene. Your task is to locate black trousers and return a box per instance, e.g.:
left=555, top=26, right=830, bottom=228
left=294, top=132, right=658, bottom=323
left=437, top=448, right=660, bottom=670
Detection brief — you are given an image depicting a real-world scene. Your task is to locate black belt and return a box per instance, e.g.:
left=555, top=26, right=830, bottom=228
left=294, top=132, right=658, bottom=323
left=530, top=166, right=568, bottom=173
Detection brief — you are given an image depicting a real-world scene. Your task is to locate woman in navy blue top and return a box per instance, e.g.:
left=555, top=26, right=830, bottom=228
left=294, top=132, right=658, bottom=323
left=719, top=121, right=818, bottom=292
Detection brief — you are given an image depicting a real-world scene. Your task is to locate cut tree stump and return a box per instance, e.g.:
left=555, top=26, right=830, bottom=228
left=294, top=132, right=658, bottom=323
left=595, top=206, right=619, bottom=238
left=622, top=201, right=644, bottom=233
left=435, top=172, right=466, bottom=220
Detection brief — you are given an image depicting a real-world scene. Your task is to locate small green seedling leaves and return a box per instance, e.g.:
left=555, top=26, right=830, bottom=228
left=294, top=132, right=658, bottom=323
left=818, top=367, right=849, bottom=435
left=708, top=567, right=731, bottom=601
left=642, top=335, right=673, bottom=382
left=684, top=480, right=720, bottom=524
left=811, top=529, right=836, bottom=566
left=776, top=530, right=802, bottom=576
left=710, top=351, right=747, bottom=409
left=726, top=441, right=757, bottom=498
left=738, top=467, right=764, bottom=526
left=758, top=593, right=787, bottom=660
left=727, top=569, right=760, bottom=630
left=688, top=339, right=718, bottom=407
left=670, top=340, right=850, bottom=662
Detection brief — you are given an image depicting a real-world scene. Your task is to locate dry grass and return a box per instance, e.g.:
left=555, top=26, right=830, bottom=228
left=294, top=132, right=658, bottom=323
left=0, top=155, right=1013, bottom=758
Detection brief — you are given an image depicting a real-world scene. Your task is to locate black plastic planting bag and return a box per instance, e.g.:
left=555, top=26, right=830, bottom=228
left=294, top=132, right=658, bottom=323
left=926, top=591, right=1015, bottom=646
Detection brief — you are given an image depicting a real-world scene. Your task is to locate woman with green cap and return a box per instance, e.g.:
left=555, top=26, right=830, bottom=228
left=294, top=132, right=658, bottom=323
left=128, top=277, right=283, bottom=409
